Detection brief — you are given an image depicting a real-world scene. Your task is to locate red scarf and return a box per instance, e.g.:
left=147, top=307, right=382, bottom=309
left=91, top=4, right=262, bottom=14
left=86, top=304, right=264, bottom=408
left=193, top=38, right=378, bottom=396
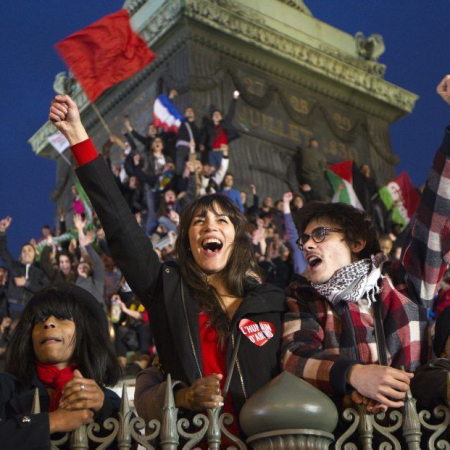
left=35, top=363, right=76, bottom=412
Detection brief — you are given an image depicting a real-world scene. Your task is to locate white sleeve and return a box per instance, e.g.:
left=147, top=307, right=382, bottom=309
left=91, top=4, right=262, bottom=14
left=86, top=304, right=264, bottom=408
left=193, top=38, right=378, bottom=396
left=213, top=157, right=229, bottom=185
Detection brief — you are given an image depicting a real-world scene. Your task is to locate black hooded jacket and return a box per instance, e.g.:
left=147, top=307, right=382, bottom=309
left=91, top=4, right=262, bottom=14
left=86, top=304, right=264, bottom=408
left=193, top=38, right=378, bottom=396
left=75, top=154, right=286, bottom=415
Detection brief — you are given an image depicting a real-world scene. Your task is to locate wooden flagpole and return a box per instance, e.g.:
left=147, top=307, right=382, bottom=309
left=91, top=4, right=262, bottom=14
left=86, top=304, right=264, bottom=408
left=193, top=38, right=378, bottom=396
left=91, top=102, right=112, bottom=135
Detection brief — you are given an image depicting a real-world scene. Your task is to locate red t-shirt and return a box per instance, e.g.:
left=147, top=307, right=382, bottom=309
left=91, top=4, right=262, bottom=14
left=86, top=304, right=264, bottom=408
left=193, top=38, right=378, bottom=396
left=212, top=125, right=228, bottom=150
left=199, top=312, right=241, bottom=443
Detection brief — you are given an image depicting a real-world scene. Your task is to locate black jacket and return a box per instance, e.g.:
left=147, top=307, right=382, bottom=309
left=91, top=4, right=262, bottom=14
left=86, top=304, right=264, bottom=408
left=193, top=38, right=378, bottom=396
left=0, top=233, right=49, bottom=306
left=201, top=98, right=241, bottom=150
left=177, top=121, right=200, bottom=147
left=76, top=155, right=286, bottom=416
left=0, top=371, right=120, bottom=450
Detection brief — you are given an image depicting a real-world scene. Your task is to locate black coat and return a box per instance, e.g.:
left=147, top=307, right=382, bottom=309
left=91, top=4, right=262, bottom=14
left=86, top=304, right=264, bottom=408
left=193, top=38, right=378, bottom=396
left=0, top=371, right=120, bottom=450
left=76, top=155, right=286, bottom=416
left=0, top=233, right=49, bottom=306
left=177, top=120, right=200, bottom=147
left=201, top=98, right=241, bottom=150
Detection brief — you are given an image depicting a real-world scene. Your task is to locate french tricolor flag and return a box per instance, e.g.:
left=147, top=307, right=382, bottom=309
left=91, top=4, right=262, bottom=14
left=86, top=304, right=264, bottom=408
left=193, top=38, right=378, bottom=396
left=153, top=94, right=184, bottom=133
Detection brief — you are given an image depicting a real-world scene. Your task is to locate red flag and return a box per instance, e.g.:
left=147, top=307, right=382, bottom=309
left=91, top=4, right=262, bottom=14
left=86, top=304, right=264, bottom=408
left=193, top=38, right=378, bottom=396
left=379, top=172, right=421, bottom=228
left=56, top=10, right=155, bottom=102
left=393, top=172, right=421, bottom=219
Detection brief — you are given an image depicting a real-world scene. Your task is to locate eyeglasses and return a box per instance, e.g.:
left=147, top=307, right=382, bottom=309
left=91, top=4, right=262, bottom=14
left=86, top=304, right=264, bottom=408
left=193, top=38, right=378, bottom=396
left=296, top=227, right=345, bottom=250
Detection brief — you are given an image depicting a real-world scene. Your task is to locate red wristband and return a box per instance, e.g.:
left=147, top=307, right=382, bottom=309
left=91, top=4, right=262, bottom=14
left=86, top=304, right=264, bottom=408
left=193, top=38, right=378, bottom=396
left=71, top=138, right=98, bottom=167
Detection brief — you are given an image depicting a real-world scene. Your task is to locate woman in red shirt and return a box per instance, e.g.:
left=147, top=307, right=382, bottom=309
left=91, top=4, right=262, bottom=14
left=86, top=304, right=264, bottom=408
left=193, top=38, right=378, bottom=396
left=49, top=95, right=286, bottom=442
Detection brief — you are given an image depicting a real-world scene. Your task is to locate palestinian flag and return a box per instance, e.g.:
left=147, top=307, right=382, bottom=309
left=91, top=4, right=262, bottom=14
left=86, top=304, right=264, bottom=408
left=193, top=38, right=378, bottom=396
left=326, top=160, right=364, bottom=210
left=378, top=172, right=420, bottom=230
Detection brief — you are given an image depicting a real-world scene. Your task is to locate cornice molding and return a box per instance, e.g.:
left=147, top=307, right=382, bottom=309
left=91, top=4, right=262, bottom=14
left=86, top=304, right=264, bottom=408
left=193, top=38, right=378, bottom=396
left=138, top=0, right=183, bottom=44
left=183, top=0, right=417, bottom=115
left=276, top=0, right=312, bottom=15
left=123, top=0, right=148, bottom=16
left=189, top=34, right=405, bottom=124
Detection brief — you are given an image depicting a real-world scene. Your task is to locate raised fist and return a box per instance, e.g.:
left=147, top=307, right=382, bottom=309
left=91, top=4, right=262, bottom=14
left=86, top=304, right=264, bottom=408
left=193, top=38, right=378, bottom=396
left=49, top=95, right=88, bottom=145
left=283, top=192, right=293, bottom=203
left=0, top=217, right=12, bottom=233
left=437, top=75, right=450, bottom=106
left=124, top=117, right=132, bottom=132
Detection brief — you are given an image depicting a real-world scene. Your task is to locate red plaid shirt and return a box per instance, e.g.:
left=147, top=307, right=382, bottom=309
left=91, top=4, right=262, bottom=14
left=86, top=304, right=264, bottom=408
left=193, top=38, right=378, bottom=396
left=281, top=130, right=450, bottom=395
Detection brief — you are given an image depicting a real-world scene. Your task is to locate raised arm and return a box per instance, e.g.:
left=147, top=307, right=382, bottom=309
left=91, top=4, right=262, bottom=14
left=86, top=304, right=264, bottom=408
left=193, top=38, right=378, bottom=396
left=0, top=218, right=14, bottom=270
left=224, top=91, right=240, bottom=122
left=282, top=192, right=307, bottom=274
left=212, top=147, right=229, bottom=186
left=49, top=95, right=162, bottom=303
left=401, top=75, right=450, bottom=307
left=79, top=234, right=104, bottom=286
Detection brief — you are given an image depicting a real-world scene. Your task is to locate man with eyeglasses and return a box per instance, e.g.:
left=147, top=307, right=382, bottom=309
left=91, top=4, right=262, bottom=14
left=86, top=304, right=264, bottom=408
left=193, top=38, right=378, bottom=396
left=282, top=75, right=450, bottom=414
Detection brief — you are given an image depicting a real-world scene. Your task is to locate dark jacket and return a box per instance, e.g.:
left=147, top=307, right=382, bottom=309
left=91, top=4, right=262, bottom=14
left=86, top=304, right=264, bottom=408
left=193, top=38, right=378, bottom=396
left=0, top=233, right=48, bottom=306
left=177, top=121, right=200, bottom=148
left=124, top=152, right=175, bottom=190
left=202, top=98, right=241, bottom=150
left=410, top=358, right=450, bottom=410
left=75, top=245, right=105, bottom=308
left=127, top=130, right=176, bottom=162
left=75, top=154, right=286, bottom=417
left=0, top=371, right=120, bottom=450
left=38, top=246, right=77, bottom=285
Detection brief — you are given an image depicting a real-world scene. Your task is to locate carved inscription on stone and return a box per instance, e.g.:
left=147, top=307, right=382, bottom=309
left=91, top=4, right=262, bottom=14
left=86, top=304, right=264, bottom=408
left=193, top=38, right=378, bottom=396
left=234, top=71, right=368, bottom=165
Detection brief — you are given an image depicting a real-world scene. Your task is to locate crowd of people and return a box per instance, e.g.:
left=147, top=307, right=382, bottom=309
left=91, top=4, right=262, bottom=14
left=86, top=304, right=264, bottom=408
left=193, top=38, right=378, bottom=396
left=2, top=76, right=450, bottom=446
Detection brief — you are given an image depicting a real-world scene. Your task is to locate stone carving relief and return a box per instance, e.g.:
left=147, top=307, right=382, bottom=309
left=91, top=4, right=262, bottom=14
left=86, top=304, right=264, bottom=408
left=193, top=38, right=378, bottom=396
left=192, top=0, right=266, bottom=26
left=163, top=63, right=365, bottom=147
left=355, top=32, right=386, bottom=62
left=140, top=0, right=183, bottom=44
left=317, top=42, right=386, bottom=78
left=183, top=0, right=416, bottom=115
left=53, top=72, right=78, bottom=96
left=123, top=0, right=148, bottom=15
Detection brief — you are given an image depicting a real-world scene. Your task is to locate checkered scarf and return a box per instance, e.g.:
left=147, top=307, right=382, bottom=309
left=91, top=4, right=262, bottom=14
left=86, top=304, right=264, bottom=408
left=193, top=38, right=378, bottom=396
left=312, top=253, right=387, bottom=306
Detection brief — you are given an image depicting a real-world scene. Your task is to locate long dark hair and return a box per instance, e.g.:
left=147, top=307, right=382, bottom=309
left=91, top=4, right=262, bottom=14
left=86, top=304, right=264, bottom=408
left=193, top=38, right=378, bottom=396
left=6, top=288, right=122, bottom=386
left=175, top=194, right=261, bottom=340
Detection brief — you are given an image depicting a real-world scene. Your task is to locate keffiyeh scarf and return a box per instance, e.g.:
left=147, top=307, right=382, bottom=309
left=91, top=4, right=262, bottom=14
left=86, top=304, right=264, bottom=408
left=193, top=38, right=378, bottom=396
left=312, top=253, right=387, bottom=306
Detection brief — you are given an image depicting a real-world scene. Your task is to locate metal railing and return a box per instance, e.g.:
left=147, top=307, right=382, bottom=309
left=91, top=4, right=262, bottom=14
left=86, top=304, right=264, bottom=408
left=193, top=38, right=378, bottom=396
left=23, top=373, right=450, bottom=449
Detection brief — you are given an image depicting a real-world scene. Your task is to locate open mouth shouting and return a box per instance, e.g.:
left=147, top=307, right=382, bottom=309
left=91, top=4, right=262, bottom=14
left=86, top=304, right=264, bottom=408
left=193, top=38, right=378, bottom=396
left=201, top=237, right=224, bottom=256
left=188, top=207, right=236, bottom=273
left=306, top=254, right=323, bottom=270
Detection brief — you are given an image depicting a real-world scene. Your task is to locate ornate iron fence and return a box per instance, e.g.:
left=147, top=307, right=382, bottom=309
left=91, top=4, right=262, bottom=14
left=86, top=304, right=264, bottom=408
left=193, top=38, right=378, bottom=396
left=23, top=373, right=450, bottom=449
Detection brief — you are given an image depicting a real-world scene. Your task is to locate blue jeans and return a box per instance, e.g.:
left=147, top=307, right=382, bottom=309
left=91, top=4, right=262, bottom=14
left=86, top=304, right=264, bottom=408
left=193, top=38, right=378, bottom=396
left=208, top=150, right=223, bottom=170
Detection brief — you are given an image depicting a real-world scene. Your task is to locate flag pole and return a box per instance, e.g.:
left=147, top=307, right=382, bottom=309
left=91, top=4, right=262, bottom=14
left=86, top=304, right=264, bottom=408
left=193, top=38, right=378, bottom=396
left=59, top=151, right=73, bottom=167
left=91, top=102, right=112, bottom=135
left=51, top=147, right=72, bottom=167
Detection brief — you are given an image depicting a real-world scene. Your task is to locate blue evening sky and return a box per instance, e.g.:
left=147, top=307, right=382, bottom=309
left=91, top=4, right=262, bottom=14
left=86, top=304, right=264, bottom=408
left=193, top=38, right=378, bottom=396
left=1, top=1, right=449, bottom=256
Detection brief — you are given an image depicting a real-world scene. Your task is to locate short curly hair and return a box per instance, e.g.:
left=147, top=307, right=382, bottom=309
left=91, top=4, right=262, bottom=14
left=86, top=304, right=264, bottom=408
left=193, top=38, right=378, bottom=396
left=294, top=202, right=380, bottom=259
